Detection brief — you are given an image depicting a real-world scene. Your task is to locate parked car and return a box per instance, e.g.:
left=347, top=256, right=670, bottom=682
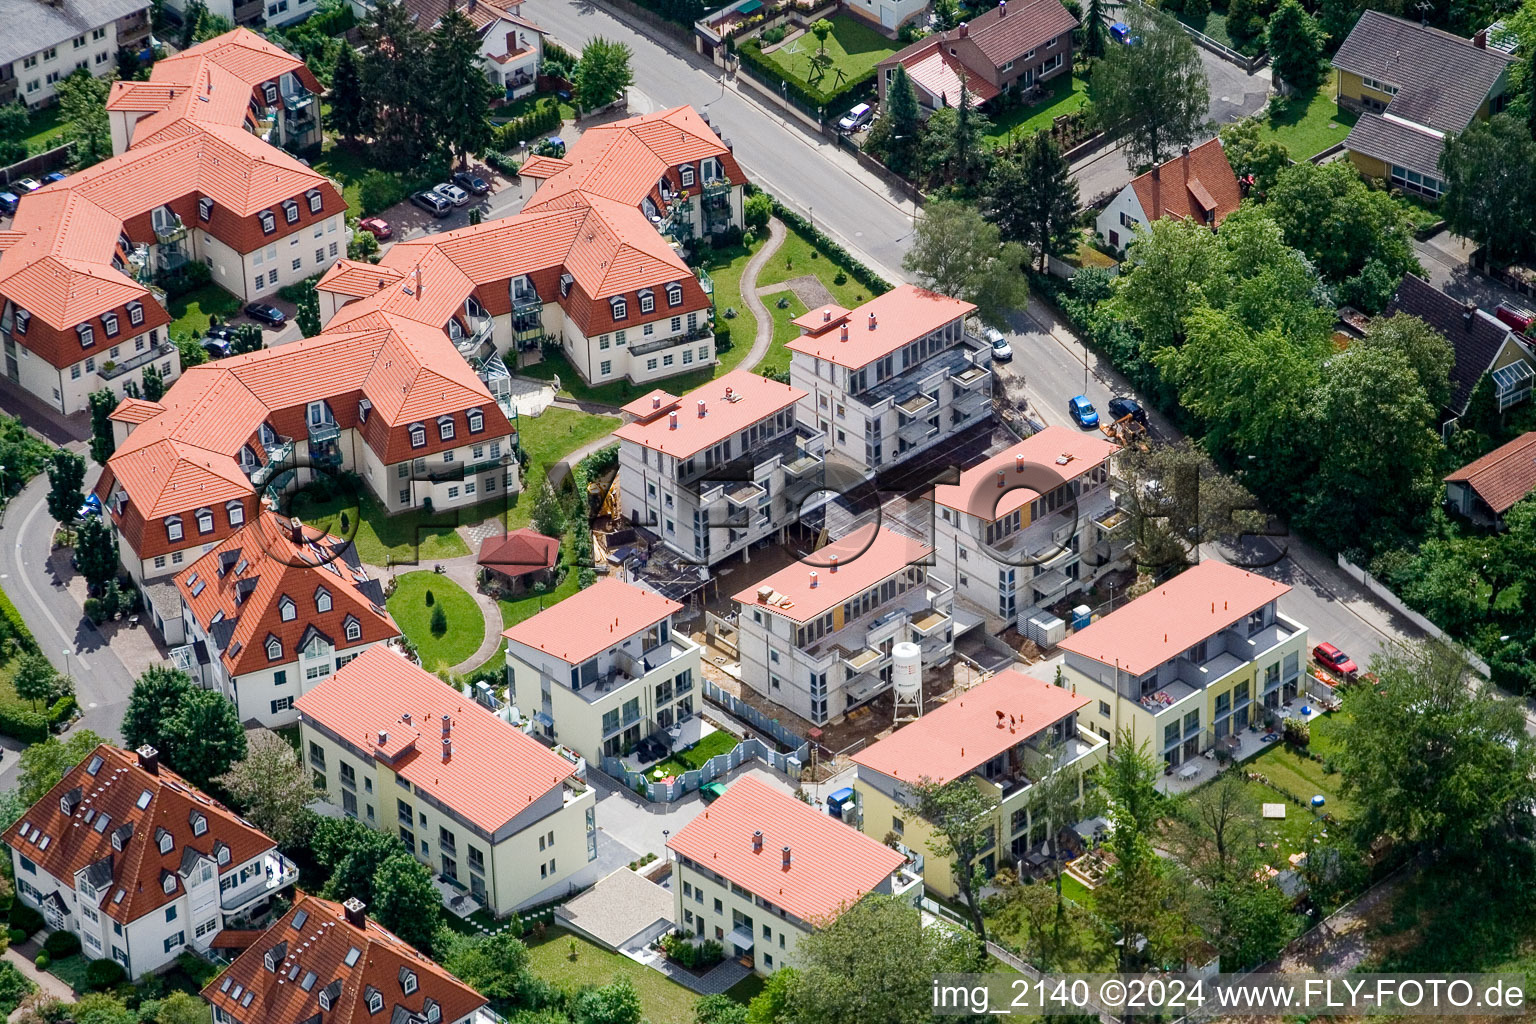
left=0, top=192, right=17, bottom=216
left=433, top=183, right=471, bottom=207
left=1068, top=395, right=1099, bottom=428
left=76, top=494, right=102, bottom=522
left=205, top=323, right=238, bottom=343
left=244, top=302, right=286, bottom=327
left=411, top=190, right=452, bottom=218
left=1109, top=21, right=1141, bottom=44
left=203, top=337, right=232, bottom=358
left=358, top=216, right=393, bottom=240
left=452, top=171, right=491, bottom=196
left=13, top=178, right=41, bottom=193
left=838, top=102, right=874, bottom=132
left=985, top=327, right=1012, bottom=362
left=1313, top=642, right=1359, bottom=678
left=1495, top=302, right=1536, bottom=334
left=1107, top=395, right=1148, bottom=426
left=41, top=172, right=67, bottom=185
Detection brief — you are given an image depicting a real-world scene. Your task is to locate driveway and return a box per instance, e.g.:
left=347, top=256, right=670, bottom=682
left=590, top=762, right=799, bottom=860
left=1413, top=230, right=1530, bottom=312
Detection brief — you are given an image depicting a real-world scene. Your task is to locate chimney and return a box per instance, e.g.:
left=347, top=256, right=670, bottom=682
left=829, top=554, right=838, bottom=573
left=997, top=469, right=1005, bottom=489
left=725, top=386, right=734, bottom=401
left=669, top=411, right=679, bottom=430
left=402, top=712, right=412, bottom=725
left=782, top=845, right=792, bottom=870
left=136, top=745, right=160, bottom=776
left=289, top=516, right=304, bottom=543
left=1015, top=454, right=1023, bottom=474
left=809, top=571, right=818, bottom=588
left=441, top=714, right=451, bottom=761
left=752, top=830, right=763, bottom=852
left=1474, top=27, right=1488, bottom=47
left=377, top=729, right=389, bottom=745
left=868, top=312, right=877, bottom=330
left=442, top=739, right=452, bottom=762
left=958, top=20, right=967, bottom=36
left=343, top=898, right=367, bottom=929
left=652, top=394, right=662, bottom=410
left=822, top=308, right=832, bottom=323
left=999, top=0, right=1006, bottom=13
left=698, top=400, right=707, bottom=418
left=1464, top=301, right=1476, bottom=325
left=840, top=324, right=849, bottom=342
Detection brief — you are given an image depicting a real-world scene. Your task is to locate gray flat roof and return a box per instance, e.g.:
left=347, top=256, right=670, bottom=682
left=554, top=868, right=673, bottom=949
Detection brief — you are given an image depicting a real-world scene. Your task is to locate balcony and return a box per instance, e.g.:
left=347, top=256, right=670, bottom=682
left=630, top=333, right=690, bottom=357
left=569, top=637, right=696, bottom=705
left=696, top=266, right=714, bottom=298
left=233, top=0, right=263, bottom=21
left=896, top=392, right=936, bottom=417
left=154, top=216, right=187, bottom=246
left=97, top=341, right=174, bottom=381
left=951, top=365, right=990, bottom=390
left=464, top=453, right=511, bottom=476
left=725, top=481, right=765, bottom=507
left=311, top=448, right=343, bottom=469
left=307, top=420, right=340, bottom=444
left=841, top=646, right=886, bottom=673
left=897, top=417, right=938, bottom=446
left=221, top=853, right=299, bottom=911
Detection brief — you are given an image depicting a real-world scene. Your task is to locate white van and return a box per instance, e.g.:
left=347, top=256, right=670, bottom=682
left=838, top=102, right=874, bottom=132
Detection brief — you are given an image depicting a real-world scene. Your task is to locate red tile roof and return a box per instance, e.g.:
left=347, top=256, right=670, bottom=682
left=1127, top=139, right=1242, bottom=229
left=852, top=668, right=1090, bottom=785
left=109, top=397, right=166, bottom=426
left=0, top=745, right=277, bottom=925
left=666, top=776, right=903, bottom=924
left=503, top=577, right=680, bottom=665
left=204, top=893, right=487, bottom=1024
left=880, top=0, right=1077, bottom=80
left=612, top=368, right=805, bottom=459
left=732, top=524, right=933, bottom=623
left=295, top=646, right=577, bottom=832
left=786, top=285, right=975, bottom=370
left=1444, top=430, right=1536, bottom=515
left=899, top=42, right=1001, bottom=104
left=933, top=425, right=1119, bottom=519
left=1056, top=561, right=1292, bottom=676
left=176, top=512, right=399, bottom=680
left=477, top=527, right=560, bottom=576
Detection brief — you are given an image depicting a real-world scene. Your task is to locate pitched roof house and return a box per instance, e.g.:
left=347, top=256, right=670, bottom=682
left=1444, top=431, right=1536, bottom=524
left=398, top=0, right=547, bottom=97
left=877, top=0, right=1078, bottom=111
left=2, top=744, right=296, bottom=978
left=1333, top=10, right=1515, bottom=197
left=1095, top=138, right=1243, bottom=252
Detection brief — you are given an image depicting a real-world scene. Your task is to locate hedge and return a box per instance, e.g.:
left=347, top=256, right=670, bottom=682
left=84, top=958, right=125, bottom=990
left=8, top=905, right=42, bottom=938
left=493, top=99, right=562, bottom=152
left=764, top=193, right=893, bottom=295
left=0, top=587, right=38, bottom=656
left=736, top=37, right=876, bottom=111
left=43, top=931, right=80, bottom=958
left=0, top=707, right=46, bottom=745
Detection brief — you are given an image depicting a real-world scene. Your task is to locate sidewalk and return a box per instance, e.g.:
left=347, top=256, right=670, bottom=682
left=4, top=941, right=75, bottom=1020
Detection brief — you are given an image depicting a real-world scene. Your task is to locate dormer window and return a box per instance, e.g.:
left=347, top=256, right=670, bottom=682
left=667, top=283, right=683, bottom=307
left=437, top=415, right=454, bottom=441
left=216, top=843, right=230, bottom=866
left=157, top=828, right=173, bottom=854
left=264, top=82, right=278, bottom=105
left=102, top=313, right=118, bottom=337
left=307, top=189, right=323, bottom=214
left=282, top=200, right=299, bottom=225
left=14, top=309, right=28, bottom=334
left=227, top=500, right=244, bottom=526
left=611, top=297, right=627, bottom=321
left=196, top=507, right=214, bottom=534
left=467, top=408, right=483, bottom=434
left=77, top=324, right=94, bottom=348
left=680, top=165, right=695, bottom=187
left=127, top=301, right=144, bottom=327
left=279, top=596, right=296, bottom=622
left=400, top=968, right=417, bottom=996
left=639, top=290, right=655, bottom=315
left=198, top=197, right=212, bottom=222
left=259, top=210, right=275, bottom=235
left=345, top=616, right=361, bottom=642
left=367, top=989, right=384, bottom=1014
left=162, top=873, right=176, bottom=894
left=315, top=587, right=332, bottom=613
left=267, top=636, right=282, bottom=661
left=191, top=813, right=207, bottom=837
left=409, top=423, right=426, bottom=448
left=166, top=516, right=183, bottom=542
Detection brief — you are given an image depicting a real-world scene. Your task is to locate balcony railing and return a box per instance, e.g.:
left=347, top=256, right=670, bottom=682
left=97, top=341, right=174, bottom=381
left=221, top=853, right=299, bottom=911
left=154, top=217, right=187, bottom=245
left=307, top=420, right=340, bottom=443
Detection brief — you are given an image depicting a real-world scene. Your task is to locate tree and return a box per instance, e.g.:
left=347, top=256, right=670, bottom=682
left=45, top=449, right=85, bottom=528
left=122, top=666, right=194, bottom=752
left=1357, top=311, right=1454, bottom=413
left=1083, top=0, right=1108, bottom=56
left=430, top=603, right=448, bottom=637
left=161, top=689, right=247, bottom=789
left=1091, top=4, right=1210, bottom=168
left=328, top=43, right=366, bottom=140
left=56, top=69, right=112, bottom=168
left=1026, top=741, right=1095, bottom=920
left=810, top=17, right=833, bottom=54
left=361, top=0, right=434, bottom=171
left=744, top=192, right=772, bottom=233
left=1163, top=771, right=1260, bottom=887
left=431, top=10, right=497, bottom=170
left=13, top=653, right=61, bottom=712
left=116, top=46, right=142, bottom=84
left=572, top=976, right=643, bottom=1024
left=323, top=828, right=404, bottom=906
left=215, top=729, right=315, bottom=845
left=1317, top=0, right=1361, bottom=48
left=1218, top=117, right=1292, bottom=193
left=154, top=992, right=214, bottom=1024
left=18, top=730, right=106, bottom=804
left=876, top=66, right=922, bottom=180
left=288, top=277, right=323, bottom=338
left=348, top=227, right=382, bottom=264
left=231, top=323, right=265, bottom=355
left=1204, top=874, right=1296, bottom=969
left=903, top=201, right=1029, bottom=328
left=1111, top=440, right=1269, bottom=573
left=443, top=932, right=530, bottom=1007
left=1337, top=640, right=1536, bottom=857
left=930, top=84, right=990, bottom=188
left=1439, top=113, right=1536, bottom=265
left=911, top=775, right=996, bottom=939
left=0, top=104, right=29, bottom=165
left=1267, top=0, right=1325, bottom=92
left=74, top=515, right=119, bottom=593
left=574, top=37, right=633, bottom=113
left=141, top=362, right=165, bottom=402
left=88, top=390, right=117, bottom=466
left=180, top=0, right=207, bottom=47
left=695, top=994, right=748, bottom=1024
left=371, top=853, right=442, bottom=951
left=1266, top=160, right=1419, bottom=287
left=530, top=480, right=567, bottom=538
left=983, top=134, right=1079, bottom=271
left=787, top=894, right=982, bottom=1024
left=933, top=0, right=962, bottom=31
left=68, top=994, right=136, bottom=1024
left=745, top=968, right=795, bottom=1024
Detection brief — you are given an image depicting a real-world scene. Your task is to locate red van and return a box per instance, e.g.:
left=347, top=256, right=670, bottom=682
left=1495, top=302, right=1536, bottom=334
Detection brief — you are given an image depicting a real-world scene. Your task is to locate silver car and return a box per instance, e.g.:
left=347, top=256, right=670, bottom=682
left=433, top=182, right=470, bottom=207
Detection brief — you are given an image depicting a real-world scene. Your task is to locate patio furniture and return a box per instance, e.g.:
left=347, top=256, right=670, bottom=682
left=1178, top=762, right=1200, bottom=780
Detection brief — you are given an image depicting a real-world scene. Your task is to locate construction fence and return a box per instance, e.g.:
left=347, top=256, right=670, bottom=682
left=600, top=733, right=811, bottom=804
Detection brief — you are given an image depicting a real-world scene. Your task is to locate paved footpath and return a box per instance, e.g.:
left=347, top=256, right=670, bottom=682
left=4, top=941, right=75, bottom=1020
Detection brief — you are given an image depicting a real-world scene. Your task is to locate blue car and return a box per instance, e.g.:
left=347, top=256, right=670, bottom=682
left=41, top=172, right=67, bottom=185
left=1069, top=395, right=1100, bottom=429
left=1110, top=21, right=1141, bottom=44
left=0, top=192, right=17, bottom=216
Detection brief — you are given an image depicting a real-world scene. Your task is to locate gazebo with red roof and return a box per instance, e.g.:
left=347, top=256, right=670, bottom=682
left=476, top=527, right=560, bottom=592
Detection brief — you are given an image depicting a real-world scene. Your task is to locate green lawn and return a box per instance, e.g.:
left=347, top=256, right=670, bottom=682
left=982, top=75, right=1092, bottom=148
left=290, top=489, right=473, bottom=566
left=495, top=91, right=578, bottom=124
left=525, top=928, right=703, bottom=1022
left=1176, top=7, right=1261, bottom=55
left=509, top=406, right=620, bottom=529
left=1246, top=736, right=1352, bottom=819
left=166, top=283, right=243, bottom=343
left=760, top=291, right=809, bottom=379
left=21, top=105, right=68, bottom=156
left=650, top=727, right=741, bottom=778
left=387, top=571, right=485, bottom=671
left=1255, top=72, right=1359, bottom=159
left=497, top=559, right=581, bottom=631
left=700, top=238, right=762, bottom=361
left=521, top=350, right=717, bottom=407
left=753, top=15, right=898, bottom=94
left=755, top=226, right=882, bottom=308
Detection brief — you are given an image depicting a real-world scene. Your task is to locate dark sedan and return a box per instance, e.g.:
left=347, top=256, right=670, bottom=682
left=452, top=171, right=491, bottom=196
left=244, top=302, right=286, bottom=327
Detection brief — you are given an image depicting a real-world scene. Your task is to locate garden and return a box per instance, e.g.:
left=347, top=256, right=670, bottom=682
left=166, top=283, right=243, bottom=344
left=1252, top=70, right=1358, bottom=159
left=387, top=571, right=485, bottom=671
left=981, top=75, right=1094, bottom=149
left=290, top=484, right=473, bottom=566
left=647, top=727, right=741, bottom=778
left=737, top=14, right=896, bottom=109
left=526, top=927, right=706, bottom=1023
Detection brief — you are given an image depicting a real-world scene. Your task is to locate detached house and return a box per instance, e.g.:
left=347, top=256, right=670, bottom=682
left=391, top=0, right=548, bottom=99
left=876, top=0, right=1077, bottom=113
left=1333, top=10, right=1515, bottom=198
left=1444, top=431, right=1536, bottom=525
left=1095, top=139, right=1243, bottom=253
left=2, top=744, right=297, bottom=979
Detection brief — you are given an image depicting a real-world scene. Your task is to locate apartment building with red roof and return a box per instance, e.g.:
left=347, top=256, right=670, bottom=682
left=3, top=744, right=296, bottom=979
left=1057, top=561, right=1308, bottom=769
left=0, top=29, right=341, bottom=417
left=296, top=646, right=599, bottom=915
left=731, top=523, right=953, bottom=726
left=204, top=894, right=495, bottom=1024
left=175, top=512, right=399, bottom=727
left=1095, top=138, right=1243, bottom=253
left=876, top=0, right=1078, bottom=112
left=932, top=425, right=1126, bottom=630
left=666, top=776, right=919, bottom=974
left=787, top=285, right=992, bottom=476
left=614, top=368, right=826, bottom=567
left=503, top=576, right=703, bottom=763
left=850, top=667, right=1105, bottom=899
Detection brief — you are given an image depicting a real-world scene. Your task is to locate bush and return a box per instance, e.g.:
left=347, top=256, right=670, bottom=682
left=32, top=953, right=46, bottom=971
left=0, top=588, right=39, bottom=655
left=761, top=24, right=788, bottom=43
left=7, top=929, right=24, bottom=946
left=9, top=906, right=43, bottom=937
left=83, top=596, right=106, bottom=626
left=84, top=958, right=126, bottom=990
left=156, top=261, right=213, bottom=300
left=0, top=706, right=48, bottom=744
left=43, top=931, right=79, bottom=958
left=493, top=99, right=563, bottom=152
